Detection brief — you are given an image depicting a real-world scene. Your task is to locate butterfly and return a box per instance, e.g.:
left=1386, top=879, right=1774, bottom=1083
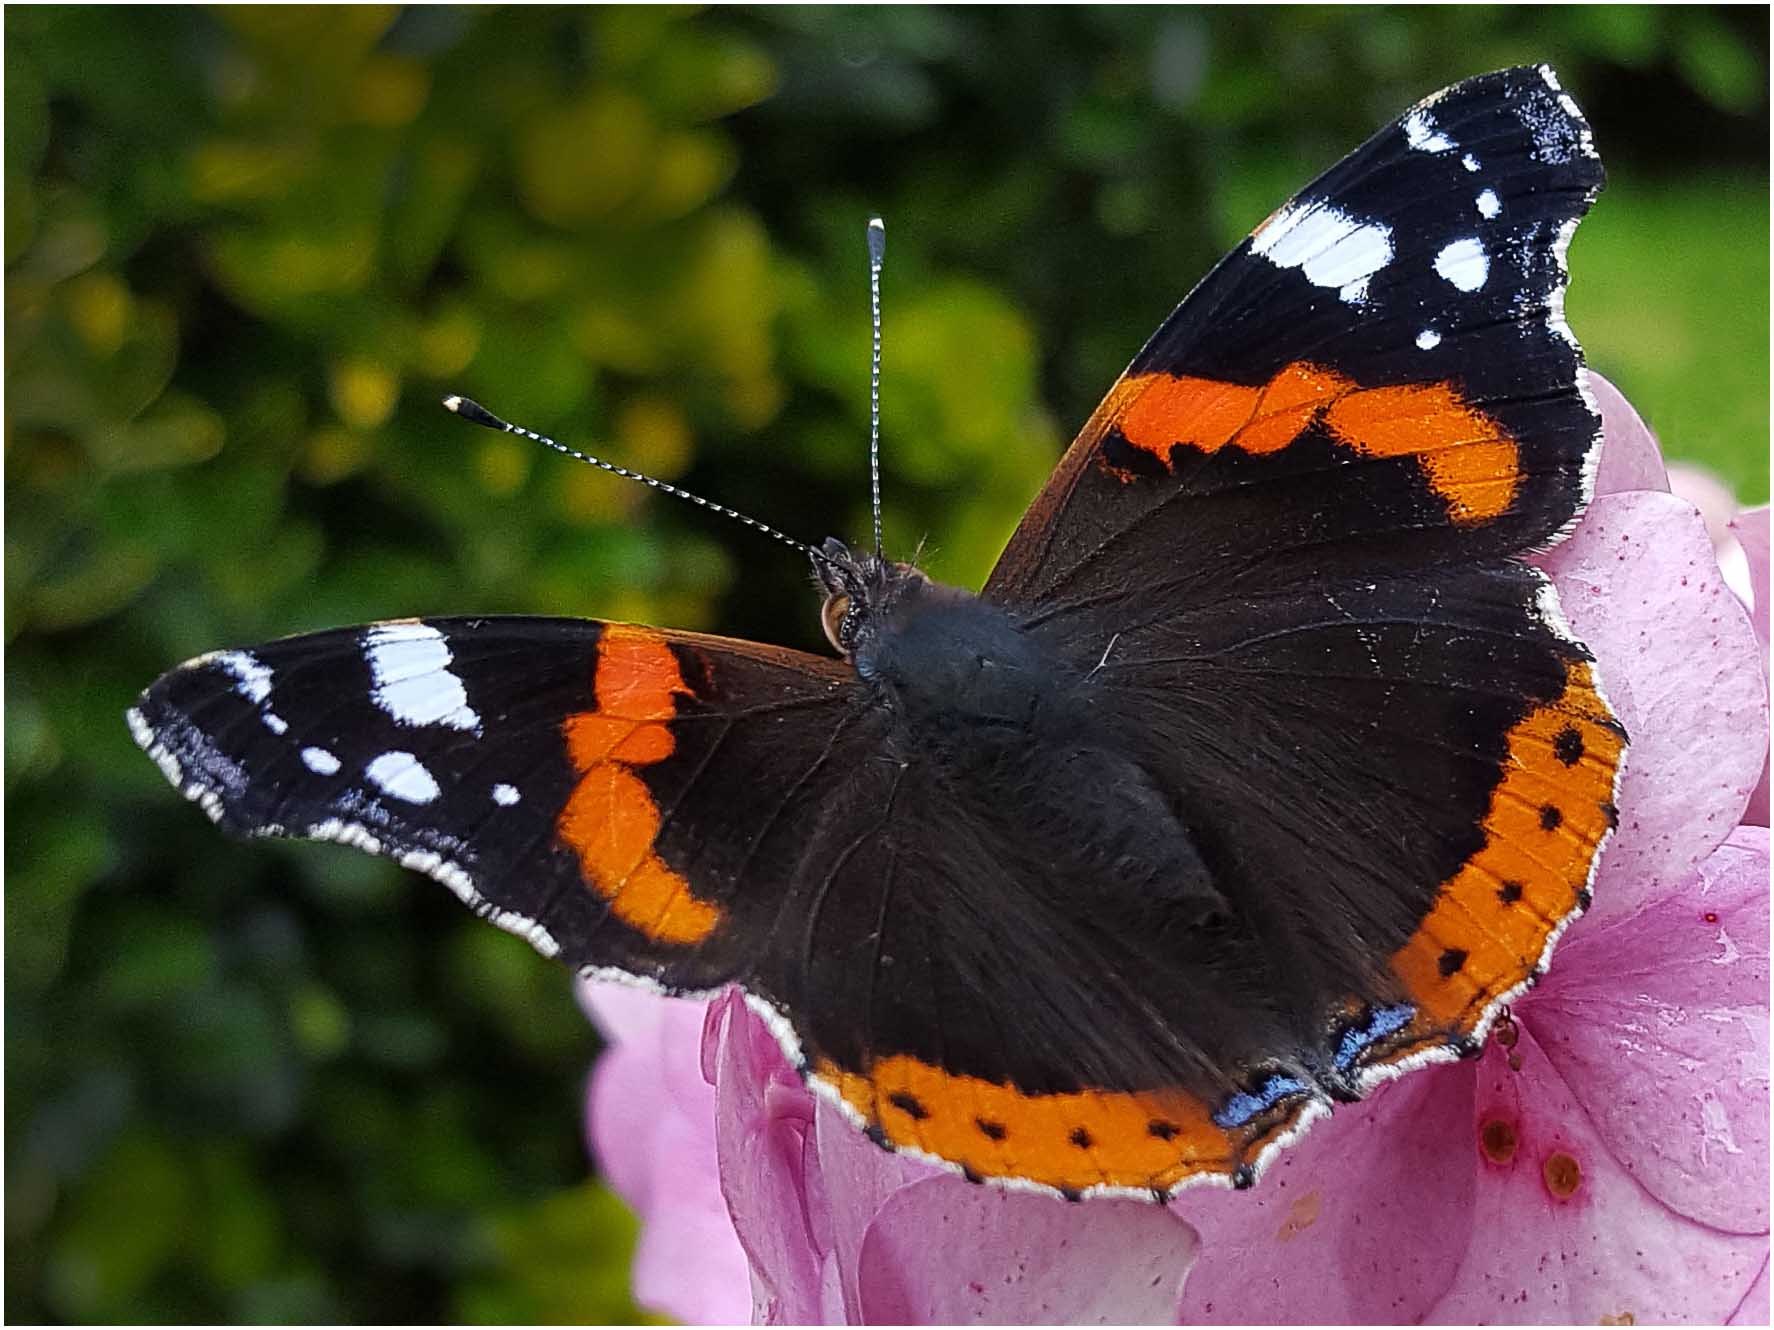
left=130, top=65, right=1623, bottom=1201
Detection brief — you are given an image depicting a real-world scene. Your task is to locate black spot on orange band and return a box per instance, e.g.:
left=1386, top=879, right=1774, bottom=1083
left=1553, top=725, right=1584, bottom=766
left=888, top=1090, right=929, bottom=1121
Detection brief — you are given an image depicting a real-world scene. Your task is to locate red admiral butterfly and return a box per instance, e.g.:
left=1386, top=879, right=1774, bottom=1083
left=131, top=66, right=1625, bottom=1200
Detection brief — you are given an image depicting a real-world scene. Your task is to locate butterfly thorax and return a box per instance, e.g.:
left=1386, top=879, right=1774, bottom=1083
left=817, top=539, right=1060, bottom=733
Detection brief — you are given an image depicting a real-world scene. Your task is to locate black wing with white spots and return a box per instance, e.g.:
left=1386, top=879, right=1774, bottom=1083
left=987, top=64, right=1606, bottom=612
left=128, top=615, right=860, bottom=992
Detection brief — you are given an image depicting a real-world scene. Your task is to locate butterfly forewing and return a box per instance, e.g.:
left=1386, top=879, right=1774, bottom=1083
left=987, top=66, right=1605, bottom=612
left=130, top=617, right=858, bottom=993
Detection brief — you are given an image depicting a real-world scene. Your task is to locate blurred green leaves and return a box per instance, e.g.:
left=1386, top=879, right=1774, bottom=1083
left=6, top=6, right=1766, bottom=1324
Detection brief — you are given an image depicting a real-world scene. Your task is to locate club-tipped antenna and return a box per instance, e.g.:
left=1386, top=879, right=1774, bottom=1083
left=441, top=395, right=834, bottom=568
left=867, top=216, right=885, bottom=559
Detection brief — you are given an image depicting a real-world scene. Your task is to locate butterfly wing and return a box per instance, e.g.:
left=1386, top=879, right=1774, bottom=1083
left=987, top=65, right=1604, bottom=611
left=129, top=616, right=862, bottom=994
left=972, top=66, right=1624, bottom=1142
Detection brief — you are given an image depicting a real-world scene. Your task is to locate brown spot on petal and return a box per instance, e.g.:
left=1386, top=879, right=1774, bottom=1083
left=1599, top=1314, right=1636, bottom=1326
left=1275, top=1189, right=1322, bottom=1242
left=1543, top=1150, right=1582, bottom=1198
left=1480, top=1117, right=1519, bottom=1165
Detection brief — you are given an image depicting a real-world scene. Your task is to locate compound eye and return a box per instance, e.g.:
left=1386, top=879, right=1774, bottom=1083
left=821, top=593, right=852, bottom=653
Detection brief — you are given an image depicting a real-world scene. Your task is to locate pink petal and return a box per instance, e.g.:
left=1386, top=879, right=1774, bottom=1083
left=708, top=992, right=830, bottom=1325
left=582, top=984, right=750, bottom=1324
left=1667, top=462, right=1757, bottom=611
left=1427, top=1026, right=1767, bottom=1324
left=1667, top=463, right=1743, bottom=551
left=1728, top=505, right=1770, bottom=826
left=855, top=1173, right=1199, bottom=1324
left=1729, top=1258, right=1770, bottom=1325
left=587, top=1031, right=681, bottom=1214
left=577, top=975, right=679, bottom=1045
left=628, top=1185, right=755, bottom=1325
left=1732, top=506, right=1772, bottom=651
left=1588, top=372, right=1669, bottom=497
left=1173, top=1066, right=1474, bottom=1324
left=1530, top=826, right=1770, bottom=1234
left=1536, top=492, right=1769, bottom=926
left=814, top=1095, right=939, bottom=1322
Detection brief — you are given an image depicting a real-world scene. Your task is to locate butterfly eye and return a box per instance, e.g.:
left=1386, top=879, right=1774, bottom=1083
left=821, top=593, right=852, bottom=653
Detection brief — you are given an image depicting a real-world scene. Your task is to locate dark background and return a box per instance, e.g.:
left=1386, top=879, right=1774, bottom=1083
left=7, top=7, right=1768, bottom=1323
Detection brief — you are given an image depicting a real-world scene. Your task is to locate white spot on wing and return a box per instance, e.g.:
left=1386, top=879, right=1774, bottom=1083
left=1433, top=237, right=1489, bottom=291
left=302, top=746, right=342, bottom=775
left=1402, top=109, right=1454, bottom=153
left=366, top=750, right=441, bottom=804
left=1476, top=188, right=1501, bottom=219
left=364, top=622, right=481, bottom=733
left=1461, top=153, right=1480, bottom=173
left=1416, top=329, right=1441, bottom=350
left=1252, top=202, right=1394, bottom=299
left=492, top=783, right=520, bottom=806
left=212, top=650, right=273, bottom=704
left=128, top=705, right=185, bottom=788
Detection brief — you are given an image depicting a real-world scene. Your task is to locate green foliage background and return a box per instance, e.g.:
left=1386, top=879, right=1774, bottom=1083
left=6, top=6, right=1767, bottom=1323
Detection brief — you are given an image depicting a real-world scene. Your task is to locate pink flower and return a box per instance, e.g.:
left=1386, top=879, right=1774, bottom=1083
left=580, top=983, right=752, bottom=1324
left=581, top=375, right=1770, bottom=1324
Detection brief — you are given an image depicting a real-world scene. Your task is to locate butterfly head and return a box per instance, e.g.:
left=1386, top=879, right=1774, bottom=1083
left=814, top=536, right=932, bottom=659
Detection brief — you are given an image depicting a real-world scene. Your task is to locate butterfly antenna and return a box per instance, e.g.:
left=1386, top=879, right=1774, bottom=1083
left=441, top=395, right=835, bottom=568
left=867, top=216, right=885, bottom=560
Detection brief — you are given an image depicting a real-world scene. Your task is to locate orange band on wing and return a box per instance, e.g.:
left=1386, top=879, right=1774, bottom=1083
left=1091, top=362, right=1520, bottom=524
left=815, top=1054, right=1293, bottom=1194
left=1321, top=382, right=1518, bottom=523
left=1390, top=659, right=1624, bottom=1027
left=559, top=625, right=722, bottom=945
